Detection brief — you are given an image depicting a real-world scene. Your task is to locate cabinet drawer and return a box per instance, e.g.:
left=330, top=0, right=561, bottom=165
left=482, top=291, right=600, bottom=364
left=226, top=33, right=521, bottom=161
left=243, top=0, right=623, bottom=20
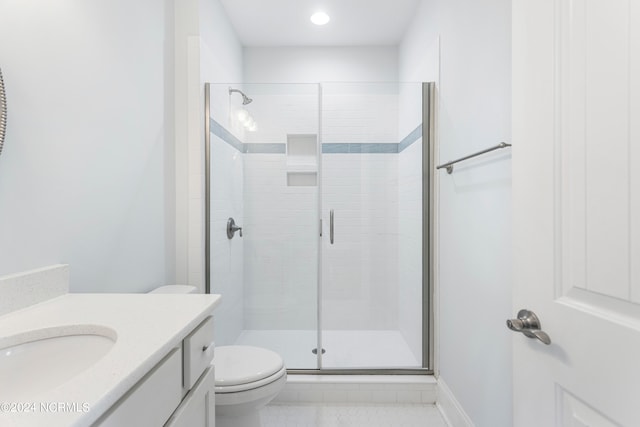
left=165, top=366, right=215, bottom=427
left=96, top=347, right=182, bottom=427
left=183, top=316, right=214, bottom=390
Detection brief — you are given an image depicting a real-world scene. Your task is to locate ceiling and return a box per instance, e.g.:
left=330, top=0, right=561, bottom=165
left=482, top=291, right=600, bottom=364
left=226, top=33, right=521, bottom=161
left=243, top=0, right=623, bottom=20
left=218, top=0, right=422, bottom=46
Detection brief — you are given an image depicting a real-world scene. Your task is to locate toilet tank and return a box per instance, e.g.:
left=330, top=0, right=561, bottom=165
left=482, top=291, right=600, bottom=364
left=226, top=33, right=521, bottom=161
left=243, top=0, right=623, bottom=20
left=149, top=285, right=198, bottom=294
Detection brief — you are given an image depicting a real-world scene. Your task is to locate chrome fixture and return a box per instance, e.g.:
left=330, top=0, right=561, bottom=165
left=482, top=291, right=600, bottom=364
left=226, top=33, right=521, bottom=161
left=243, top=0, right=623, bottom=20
left=0, top=67, right=7, bottom=157
left=437, top=142, right=512, bottom=174
left=229, top=87, right=253, bottom=105
left=329, top=209, right=334, bottom=244
left=226, top=217, right=243, bottom=239
left=205, top=84, right=211, bottom=293
left=507, top=309, right=551, bottom=345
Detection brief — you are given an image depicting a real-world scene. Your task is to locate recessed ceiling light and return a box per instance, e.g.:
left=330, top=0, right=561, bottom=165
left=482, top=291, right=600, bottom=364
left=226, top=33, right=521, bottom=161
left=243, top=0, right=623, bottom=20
left=310, top=12, right=330, bottom=26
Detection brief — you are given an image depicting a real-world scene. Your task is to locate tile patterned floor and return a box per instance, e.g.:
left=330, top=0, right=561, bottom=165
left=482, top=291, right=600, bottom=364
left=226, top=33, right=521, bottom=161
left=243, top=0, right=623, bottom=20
left=261, top=403, right=448, bottom=427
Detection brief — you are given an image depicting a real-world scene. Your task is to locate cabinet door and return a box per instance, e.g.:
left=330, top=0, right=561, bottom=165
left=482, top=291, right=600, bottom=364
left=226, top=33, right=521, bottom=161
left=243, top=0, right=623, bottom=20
left=96, top=348, right=182, bottom=427
left=165, top=366, right=215, bottom=427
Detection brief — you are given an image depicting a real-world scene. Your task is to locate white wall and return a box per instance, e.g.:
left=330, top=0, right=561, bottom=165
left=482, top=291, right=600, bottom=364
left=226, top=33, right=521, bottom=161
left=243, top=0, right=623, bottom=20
left=0, top=0, right=174, bottom=292
left=174, top=0, right=244, bottom=293
left=243, top=47, right=398, bottom=83
left=400, top=0, right=512, bottom=426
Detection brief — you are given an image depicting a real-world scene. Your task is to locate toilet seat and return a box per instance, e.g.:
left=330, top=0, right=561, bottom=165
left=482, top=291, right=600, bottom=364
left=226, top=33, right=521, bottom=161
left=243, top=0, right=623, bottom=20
left=214, top=345, right=285, bottom=393
left=215, top=366, right=286, bottom=393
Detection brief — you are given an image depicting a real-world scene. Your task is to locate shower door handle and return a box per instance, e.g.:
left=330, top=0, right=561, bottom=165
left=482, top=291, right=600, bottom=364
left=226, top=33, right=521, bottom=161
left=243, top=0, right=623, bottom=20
left=0, top=67, right=7, bottom=157
left=330, top=209, right=334, bottom=244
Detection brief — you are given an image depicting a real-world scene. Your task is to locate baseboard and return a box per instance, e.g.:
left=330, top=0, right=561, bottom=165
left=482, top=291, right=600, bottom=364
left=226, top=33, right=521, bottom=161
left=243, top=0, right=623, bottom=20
left=436, top=379, right=475, bottom=427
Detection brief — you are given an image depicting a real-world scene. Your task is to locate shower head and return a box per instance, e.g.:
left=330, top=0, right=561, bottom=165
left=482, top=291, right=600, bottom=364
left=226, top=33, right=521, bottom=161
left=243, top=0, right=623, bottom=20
left=229, top=87, right=253, bottom=105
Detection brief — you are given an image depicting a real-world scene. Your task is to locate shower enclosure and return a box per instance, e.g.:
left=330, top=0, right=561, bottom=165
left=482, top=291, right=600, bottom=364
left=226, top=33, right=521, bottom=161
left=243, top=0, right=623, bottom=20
left=205, top=82, right=434, bottom=373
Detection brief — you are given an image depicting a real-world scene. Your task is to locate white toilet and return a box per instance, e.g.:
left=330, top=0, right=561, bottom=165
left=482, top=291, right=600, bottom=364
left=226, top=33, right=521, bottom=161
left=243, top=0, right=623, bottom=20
left=149, top=286, right=287, bottom=427
left=214, top=345, right=286, bottom=427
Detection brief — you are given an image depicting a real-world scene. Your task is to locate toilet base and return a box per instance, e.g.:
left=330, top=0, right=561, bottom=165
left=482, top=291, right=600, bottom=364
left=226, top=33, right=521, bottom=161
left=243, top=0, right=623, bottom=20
left=214, top=371, right=286, bottom=427
left=216, top=411, right=261, bottom=427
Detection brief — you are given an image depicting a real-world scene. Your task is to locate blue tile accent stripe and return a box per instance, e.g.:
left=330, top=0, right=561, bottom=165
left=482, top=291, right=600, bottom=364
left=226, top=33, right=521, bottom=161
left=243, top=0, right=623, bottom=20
left=211, top=118, right=243, bottom=152
left=398, top=124, right=423, bottom=153
left=321, top=143, right=350, bottom=153
left=322, top=143, right=398, bottom=153
left=211, top=118, right=286, bottom=153
left=210, top=118, right=423, bottom=155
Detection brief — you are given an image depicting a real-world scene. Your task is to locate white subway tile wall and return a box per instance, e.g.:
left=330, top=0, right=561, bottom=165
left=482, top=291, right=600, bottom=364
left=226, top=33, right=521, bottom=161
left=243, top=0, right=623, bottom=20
left=398, top=139, right=424, bottom=362
left=244, top=85, right=319, bottom=145
left=320, top=86, right=408, bottom=369
left=240, top=85, right=320, bottom=333
left=209, top=132, right=244, bottom=346
left=243, top=154, right=319, bottom=331
left=321, top=154, right=399, bottom=332
left=322, top=83, right=399, bottom=144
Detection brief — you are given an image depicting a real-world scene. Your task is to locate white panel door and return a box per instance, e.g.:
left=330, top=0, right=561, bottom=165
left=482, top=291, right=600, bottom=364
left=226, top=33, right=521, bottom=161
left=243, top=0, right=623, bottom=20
left=512, top=0, right=640, bottom=426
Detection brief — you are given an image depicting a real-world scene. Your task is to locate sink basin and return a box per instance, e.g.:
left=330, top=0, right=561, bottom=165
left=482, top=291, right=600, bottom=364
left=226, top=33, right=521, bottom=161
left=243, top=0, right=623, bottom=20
left=0, top=325, right=117, bottom=400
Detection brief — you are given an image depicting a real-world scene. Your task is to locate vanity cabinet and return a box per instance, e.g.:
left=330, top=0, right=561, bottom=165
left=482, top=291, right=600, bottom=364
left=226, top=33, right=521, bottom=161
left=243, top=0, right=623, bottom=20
left=95, top=316, right=215, bottom=427
left=165, top=366, right=215, bottom=427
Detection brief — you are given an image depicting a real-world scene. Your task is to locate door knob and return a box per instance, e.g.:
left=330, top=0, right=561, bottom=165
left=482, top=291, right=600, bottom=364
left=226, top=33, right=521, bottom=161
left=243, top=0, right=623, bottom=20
left=507, top=309, right=551, bottom=345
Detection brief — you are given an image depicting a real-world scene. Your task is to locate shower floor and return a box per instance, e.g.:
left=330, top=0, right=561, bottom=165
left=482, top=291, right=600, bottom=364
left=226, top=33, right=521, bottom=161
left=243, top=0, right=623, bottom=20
left=235, top=330, right=420, bottom=370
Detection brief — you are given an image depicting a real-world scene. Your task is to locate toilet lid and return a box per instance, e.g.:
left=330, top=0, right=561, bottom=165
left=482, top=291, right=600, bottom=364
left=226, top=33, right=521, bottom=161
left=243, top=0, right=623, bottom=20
left=214, top=345, right=284, bottom=387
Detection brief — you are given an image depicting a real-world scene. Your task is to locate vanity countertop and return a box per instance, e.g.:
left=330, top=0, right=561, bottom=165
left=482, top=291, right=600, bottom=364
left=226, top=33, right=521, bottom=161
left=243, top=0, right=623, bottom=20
left=0, top=293, right=221, bottom=427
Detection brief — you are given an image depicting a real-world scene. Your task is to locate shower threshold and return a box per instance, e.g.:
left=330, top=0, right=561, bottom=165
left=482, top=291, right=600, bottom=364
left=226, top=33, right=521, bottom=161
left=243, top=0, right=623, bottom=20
left=235, top=329, right=421, bottom=370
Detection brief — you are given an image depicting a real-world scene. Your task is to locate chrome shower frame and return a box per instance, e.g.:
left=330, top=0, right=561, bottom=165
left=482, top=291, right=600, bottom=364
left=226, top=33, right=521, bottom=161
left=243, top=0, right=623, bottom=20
left=205, top=83, right=211, bottom=295
left=204, top=82, right=437, bottom=375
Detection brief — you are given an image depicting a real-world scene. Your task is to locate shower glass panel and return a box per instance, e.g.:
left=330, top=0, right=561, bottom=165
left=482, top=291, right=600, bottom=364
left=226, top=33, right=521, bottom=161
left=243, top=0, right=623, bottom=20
left=319, top=82, right=424, bottom=369
left=208, top=83, right=320, bottom=370
left=207, top=81, right=428, bottom=372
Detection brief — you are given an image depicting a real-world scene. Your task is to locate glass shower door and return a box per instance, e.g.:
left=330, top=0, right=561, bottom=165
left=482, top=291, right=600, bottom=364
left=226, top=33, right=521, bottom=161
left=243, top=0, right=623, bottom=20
left=319, top=82, right=425, bottom=369
left=207, top=81, right=430, bottom=371
left=207, top=83, right=320, bottom=370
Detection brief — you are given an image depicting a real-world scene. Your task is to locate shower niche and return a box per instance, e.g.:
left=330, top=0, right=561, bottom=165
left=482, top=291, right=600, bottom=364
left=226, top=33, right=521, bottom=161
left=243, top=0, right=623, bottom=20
left=286, top=134, right=318, bottom=187
left=206, top=82, right=433, bottom=374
